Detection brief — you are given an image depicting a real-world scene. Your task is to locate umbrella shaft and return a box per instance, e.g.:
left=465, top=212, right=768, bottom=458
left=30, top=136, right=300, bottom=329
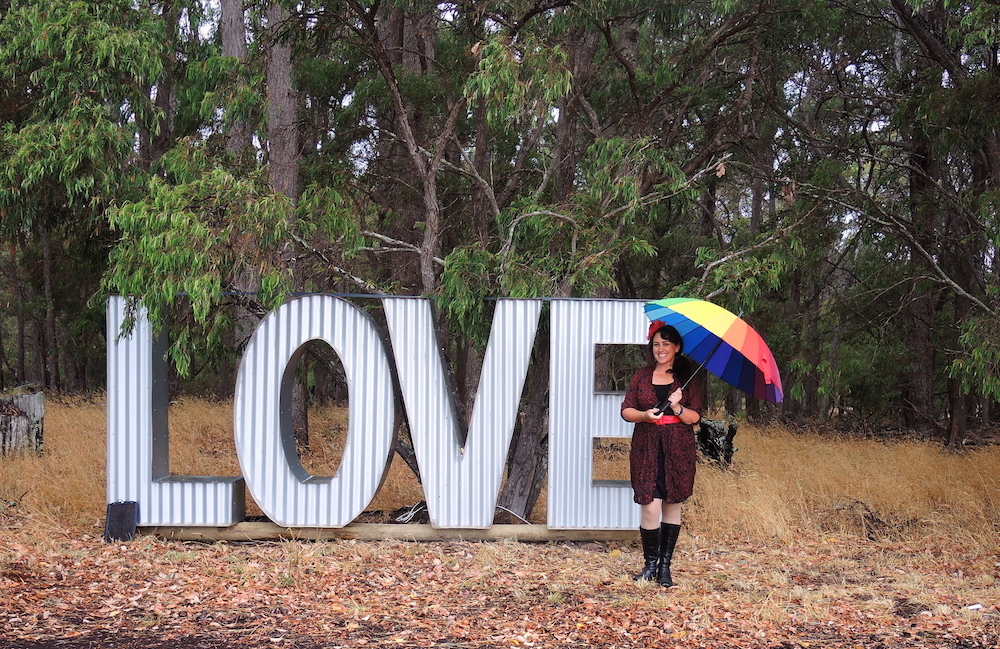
left=655, top=337, right=724, bottom=412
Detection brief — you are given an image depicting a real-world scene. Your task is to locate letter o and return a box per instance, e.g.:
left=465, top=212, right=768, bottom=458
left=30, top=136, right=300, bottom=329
left=234, top=295, right=396, bottom=527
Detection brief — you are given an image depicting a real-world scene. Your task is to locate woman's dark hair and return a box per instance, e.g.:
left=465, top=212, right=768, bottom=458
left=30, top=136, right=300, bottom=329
left=647, top=324, right=693, bottom=385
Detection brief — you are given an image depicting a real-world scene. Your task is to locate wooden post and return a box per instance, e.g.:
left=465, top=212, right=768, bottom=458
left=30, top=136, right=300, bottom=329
left=0, top=393, right=44, bottom=455
left=142, top=522, right=637, bottom=543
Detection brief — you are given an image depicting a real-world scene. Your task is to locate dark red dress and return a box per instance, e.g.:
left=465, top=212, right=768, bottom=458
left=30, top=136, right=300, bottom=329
left=621, top=366, right=703, bottom=505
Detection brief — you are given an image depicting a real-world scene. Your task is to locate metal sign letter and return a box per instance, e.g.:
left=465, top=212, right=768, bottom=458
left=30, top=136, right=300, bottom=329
left=234, top=295, right=397, bottom=527
left=548, top=299, right=643, bottom=529
left=383, top=298, right=542, bottom=528
left=107, top=296, right=246, bottom=526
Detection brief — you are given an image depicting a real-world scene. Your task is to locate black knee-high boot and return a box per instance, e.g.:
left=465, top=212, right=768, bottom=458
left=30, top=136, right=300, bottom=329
left=634, top=527, right=660, bottom=582
left=657, top=523, right=681, bottom=587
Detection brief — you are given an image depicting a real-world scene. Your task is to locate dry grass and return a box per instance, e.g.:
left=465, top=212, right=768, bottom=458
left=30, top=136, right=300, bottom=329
left=3, top=397, right=999, bottom=551
left=0, top=394, right=107, bottom=530
left=689, top=424, right=1000, bottom=547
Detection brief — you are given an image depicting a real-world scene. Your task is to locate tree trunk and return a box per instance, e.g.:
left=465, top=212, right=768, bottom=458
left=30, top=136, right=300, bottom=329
left=552, top=30, right=601, bottom=202
left=745, top=393, right=761, bottom=422
left=472, top=99, right=491, bottom=246
left=15, top=277, right=25, bottom=384
left=137, top=1, right=177, bottom=170
left=58, top=321, right=77, bottom=392
left=750, top=172, right=764, bottom=236
left=40, top=227, right=60, bottom=392
left=903, top=124, right=937, bottom=432
left=292, top=379, right=309, bottom=450
left=221, top=0, right=258, bottom=396
left=31, top=316, right=44, bottom=386
left=266, top=1, right=306, bottom=447
left=724, top=387, right=743, bottom=418
left=699, top=176, right=719, bottom=241
left=221, top=0, right=252, bottom=158
left=946, top=299, right=967, bottom=446
left=496, top=328, right=550, bottom=521
left=266, top=2, right=299, bottom=202
left=749, top=121, right=777, bottom=237
left=0, top=312, right=6, bottom=390
left=368, top=3, right=458, bottom=294
left=802, top=296, right=822, bottom=418
left=822, top=327, right=842, bottom=421
left=492, top=32, right=603, bottom=519
left=905, top=292, right=936, bottom=430
left=151, top=1, right=177, bottom=162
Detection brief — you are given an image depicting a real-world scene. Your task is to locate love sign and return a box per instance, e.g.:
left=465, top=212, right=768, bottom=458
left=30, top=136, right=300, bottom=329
left=106, top=295, right=648, bottom=530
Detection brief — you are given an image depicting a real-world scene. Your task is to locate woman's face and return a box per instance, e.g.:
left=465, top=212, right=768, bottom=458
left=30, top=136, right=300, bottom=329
left=651, top=331, right=680, bottom=366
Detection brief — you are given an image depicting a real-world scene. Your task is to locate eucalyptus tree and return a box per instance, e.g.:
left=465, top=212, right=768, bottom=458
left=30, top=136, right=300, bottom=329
left=684, top=0, right=1000, bottom=438
left=78, top=0, right=1000, bottom=530
left=0, top=0, right=166, bottom=390
left=290, top=0, right=809, bottom=514
left=809, top=0, right=1000, bottom=439
left=150, top=0, right=789, bottom=517
left=885, top=0, right=1000, bottom=442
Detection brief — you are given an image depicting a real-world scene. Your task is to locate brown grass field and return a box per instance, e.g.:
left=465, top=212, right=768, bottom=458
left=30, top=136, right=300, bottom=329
left=1, top=397, right=999, bottom=647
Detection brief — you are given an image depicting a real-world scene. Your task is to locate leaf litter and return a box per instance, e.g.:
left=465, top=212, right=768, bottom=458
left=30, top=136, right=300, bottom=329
left=1, top=517, right=997, bottom=648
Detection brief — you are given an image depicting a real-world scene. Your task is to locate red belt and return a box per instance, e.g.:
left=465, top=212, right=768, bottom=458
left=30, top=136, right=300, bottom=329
left=655, top=415, right=680, bottom=425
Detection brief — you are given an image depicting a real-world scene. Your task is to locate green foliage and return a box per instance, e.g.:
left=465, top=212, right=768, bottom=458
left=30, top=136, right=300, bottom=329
left=464, top=36, right=573, bottom=126
left=0, top=103, right=138, bottom=212
left=439, top=246, right=499, bottom=344
left=0, top=0, right=165, bottom=218
left=951, top=311, right=1000, bottom=404
left=834, top=334, right=909, bottom=422
left=102, top=142, right=323, bottom=375
left=0, top=0, right=998, bottom=433
left=690, top=247, right=791, bottom=303
left=180, top=53, right=266, bottom=140
left=0, top=0, right=165, bottom=121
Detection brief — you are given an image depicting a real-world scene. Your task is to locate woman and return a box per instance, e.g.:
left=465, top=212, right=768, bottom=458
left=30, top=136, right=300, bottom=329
left=620, top=320, right=702, bottom=587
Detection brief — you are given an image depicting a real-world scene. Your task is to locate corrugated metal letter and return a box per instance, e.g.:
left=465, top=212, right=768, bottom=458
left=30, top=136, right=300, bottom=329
left=234, top=295, right=396, bottom=527
left=383, top=298, right=542, bottom=528
left=106, top=297, right=246, bottom=526
left=548, top=299, right=646, bottom=529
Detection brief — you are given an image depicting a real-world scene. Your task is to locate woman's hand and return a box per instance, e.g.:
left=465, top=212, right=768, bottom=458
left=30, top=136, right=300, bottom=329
left=641, top=408, right=664, bottom=423
left=666, top=388, right=683, bottom=414
left=624, top=407, right=663, bottom=423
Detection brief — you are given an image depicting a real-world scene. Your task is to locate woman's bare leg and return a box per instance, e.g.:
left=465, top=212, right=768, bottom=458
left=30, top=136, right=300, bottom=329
left=640, top=499, right=662, bottom=529
left=661, top=501, right=681, bottom=525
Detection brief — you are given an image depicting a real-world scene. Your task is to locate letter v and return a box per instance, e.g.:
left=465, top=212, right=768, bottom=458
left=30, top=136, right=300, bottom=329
left=382, top=298, right=541, bottom=528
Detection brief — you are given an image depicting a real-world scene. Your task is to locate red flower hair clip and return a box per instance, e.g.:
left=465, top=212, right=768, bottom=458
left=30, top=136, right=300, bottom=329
left=647, top=319, right=666, bottom=341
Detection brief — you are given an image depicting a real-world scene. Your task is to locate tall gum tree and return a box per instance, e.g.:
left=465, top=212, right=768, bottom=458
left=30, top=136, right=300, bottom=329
left=0, top=0, right=165, bottom=390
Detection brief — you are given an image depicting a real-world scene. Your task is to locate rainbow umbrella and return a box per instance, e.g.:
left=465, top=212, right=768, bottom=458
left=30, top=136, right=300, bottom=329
left=644, top=298, right=783, bottom=403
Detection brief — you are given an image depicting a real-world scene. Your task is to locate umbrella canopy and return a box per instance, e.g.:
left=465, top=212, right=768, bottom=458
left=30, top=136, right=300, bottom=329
left=644, top=298, right=783, bottom=403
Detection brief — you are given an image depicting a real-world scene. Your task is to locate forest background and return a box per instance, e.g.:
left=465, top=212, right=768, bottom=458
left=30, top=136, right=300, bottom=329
left=1, top=0, right=1000, bottom=523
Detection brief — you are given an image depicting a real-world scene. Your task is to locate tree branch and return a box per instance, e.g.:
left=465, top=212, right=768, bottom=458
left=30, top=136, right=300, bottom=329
left=700, top=208, right=815, bottom=299
left=361, top=230, right=446, bottom=267
left=289, top=232, right=387, bottom=294
left=801, top=185, right=998, bottom=317
left=499, top=210, right=580, bottom=272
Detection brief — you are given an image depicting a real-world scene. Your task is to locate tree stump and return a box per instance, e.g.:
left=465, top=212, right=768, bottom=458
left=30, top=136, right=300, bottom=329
left=697, top=418, right=738, bottom=467
left=0, top=393, right=44, bottom=456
